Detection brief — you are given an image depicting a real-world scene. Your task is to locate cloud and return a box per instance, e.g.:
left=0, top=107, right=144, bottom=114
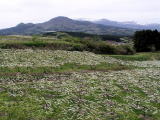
left=0, top=0, right=159, bottom=28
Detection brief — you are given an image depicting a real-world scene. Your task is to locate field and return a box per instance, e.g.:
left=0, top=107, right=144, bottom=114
left=0, top=35, right=134, bottom=55
left=0, top=35, right=160, bottom=120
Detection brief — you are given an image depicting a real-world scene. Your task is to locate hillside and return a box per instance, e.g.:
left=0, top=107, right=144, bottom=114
left=93, top=19, right=160, bottom=30
left=0, top=16, right=135, bottom=36
left=0, top=34, right=134, bottom=55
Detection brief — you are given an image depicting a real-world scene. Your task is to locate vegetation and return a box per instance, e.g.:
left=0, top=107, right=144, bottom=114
left=0, top=34, right=135, bottom=55
left=44, top=31, right=123, bottom=41
left=0, top=63, right=132, bottom=75
left=0, top=49, right=160, bottom=120
left=134, top=30, right=160, bottom=52
left=0, top=32, right=160, bottom=119
left=108, top=52, right=160, bottom=61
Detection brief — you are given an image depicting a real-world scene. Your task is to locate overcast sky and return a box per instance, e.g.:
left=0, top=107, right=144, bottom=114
left=0, top=0, right=159, bottom=29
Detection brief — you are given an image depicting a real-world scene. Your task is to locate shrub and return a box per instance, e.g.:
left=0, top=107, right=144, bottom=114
left=116, top=45, right=135, bottom=55
left=95, top=42, right=116, bottom=54
left=71, top=44, right=85, bottom=51
left=79, top=39, right=134, bottom=55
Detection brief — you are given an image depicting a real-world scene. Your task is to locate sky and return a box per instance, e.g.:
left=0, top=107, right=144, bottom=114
left=0, top=0, right=160, bottom=29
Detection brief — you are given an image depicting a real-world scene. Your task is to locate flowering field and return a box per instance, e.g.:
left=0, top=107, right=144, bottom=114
left=0, top=49, right=160, bottom=120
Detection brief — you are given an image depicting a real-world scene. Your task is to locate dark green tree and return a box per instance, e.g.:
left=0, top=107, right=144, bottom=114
left=134, top=30, right=160, bottom=52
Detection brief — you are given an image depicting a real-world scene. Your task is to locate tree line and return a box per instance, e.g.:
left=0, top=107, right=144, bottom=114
left=134, top=30, right=160, bottom=52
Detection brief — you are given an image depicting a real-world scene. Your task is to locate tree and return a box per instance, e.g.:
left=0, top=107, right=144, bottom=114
left=134, top=30, right=160, bottom=52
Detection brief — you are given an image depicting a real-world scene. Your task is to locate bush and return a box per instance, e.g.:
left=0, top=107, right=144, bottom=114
left=71, top=44, right=85, bottom=51
left=79, top=39, right=134, bottom=55
left=116, top=45, right=135, bottom=55
left=95, top=42, right=116, bottom=54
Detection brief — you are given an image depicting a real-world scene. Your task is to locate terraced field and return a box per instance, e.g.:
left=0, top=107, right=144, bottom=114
left=0, top=49, right=160, bottom=120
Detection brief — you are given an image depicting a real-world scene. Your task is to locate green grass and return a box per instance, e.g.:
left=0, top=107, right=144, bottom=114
left=108, top=52, right=160, bottom=61
left=0, top=63, right=133, bottom=76
left=0, top=39, right=81, bottom=50
left=0, top=68, right=160, bottom=120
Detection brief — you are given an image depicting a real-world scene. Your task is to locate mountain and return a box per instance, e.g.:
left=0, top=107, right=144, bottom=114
left=0, top=16, right=135, bottom=36
left=93, top=19, right=160, bottom=30
left=145, top=24, right=160, bottom=30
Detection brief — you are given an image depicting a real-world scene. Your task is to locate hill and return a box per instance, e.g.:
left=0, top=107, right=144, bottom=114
left=93, top=19, right=160, bottom=30
left=0, top=16, right=135, bottom=36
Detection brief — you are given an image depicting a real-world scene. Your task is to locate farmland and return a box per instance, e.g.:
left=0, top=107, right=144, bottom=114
left=0, top=35, right=160, bottom=120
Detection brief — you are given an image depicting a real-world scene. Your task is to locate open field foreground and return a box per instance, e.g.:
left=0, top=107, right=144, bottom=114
left=0, top=49, right=160, bottom=120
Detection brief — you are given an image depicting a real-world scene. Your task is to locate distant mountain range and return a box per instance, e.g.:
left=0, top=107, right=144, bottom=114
left=93, top=19, right=160, bottom=30
left=0, top=16, right=159, bottom=36
left=0, top=16, right=135, bottom=36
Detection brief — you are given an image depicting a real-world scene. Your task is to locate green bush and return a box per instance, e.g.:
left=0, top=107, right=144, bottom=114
left=115, top=45, right=135, bottom=55
left=71, top=44, right=86, bottom=51
left=79, top=39, right=134, bottom=55
left=92, top=42, right=115, bottom=54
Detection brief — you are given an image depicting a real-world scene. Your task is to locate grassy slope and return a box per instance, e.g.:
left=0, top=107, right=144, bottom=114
left=0, top=49, right=134, bottom=75
left=0, top=35, right=135, bottom=55
left=0, top=63, right=132, bottom=75
left=0, top=36, right=160, bottom=119
left=0, top=36, right=81, bottom=50
left=108, top=52, right=160, bottom=61
left=0, top=68, right=160, bottom=120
